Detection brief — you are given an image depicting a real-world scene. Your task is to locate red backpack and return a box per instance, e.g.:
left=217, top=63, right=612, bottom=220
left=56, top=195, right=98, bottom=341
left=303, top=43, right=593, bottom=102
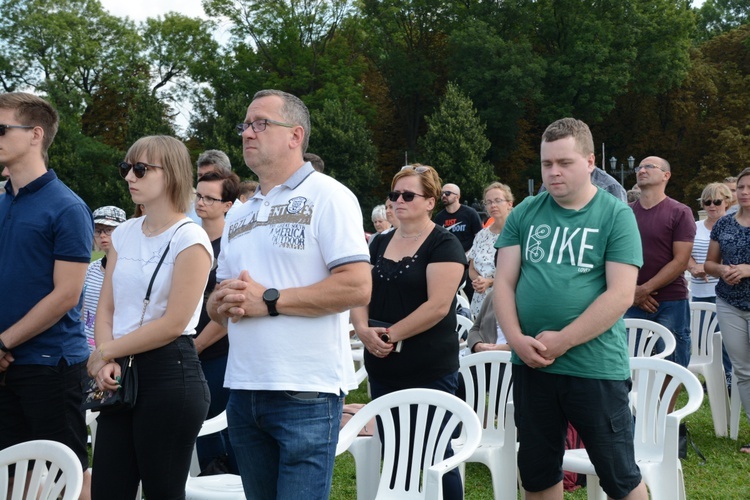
left=564, top=423, right=587, bottom=491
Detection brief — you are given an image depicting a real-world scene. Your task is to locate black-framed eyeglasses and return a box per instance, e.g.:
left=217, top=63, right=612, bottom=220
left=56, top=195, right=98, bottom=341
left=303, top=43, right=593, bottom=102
left=236, top=119, right=295, bottom=135
left=0, top=124, right=34, bottom=136
left=388, top=191, right=427, bottom=202
left=703, top=199, right=724, bottom=206
left=483, top=198, right=508, bottom=207
left=118, top=162, right=163, bottom=179
left=195, top=193, right=225, bottom=206
left=400, top=165, right=430, bottom=173
left=634, top=163, right=665, bottom=173
left=95, top=227, right=115, bottom=236
left=442, top=191, right=457, bottom=197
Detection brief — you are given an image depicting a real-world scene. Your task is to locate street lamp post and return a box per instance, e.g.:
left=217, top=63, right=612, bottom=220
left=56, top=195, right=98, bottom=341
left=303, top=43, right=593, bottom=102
left=609, top=155, right=636, bottom=186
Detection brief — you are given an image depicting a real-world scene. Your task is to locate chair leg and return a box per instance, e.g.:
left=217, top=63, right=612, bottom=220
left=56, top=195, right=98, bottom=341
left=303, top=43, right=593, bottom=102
left=704, top=366, right=729, bottom=437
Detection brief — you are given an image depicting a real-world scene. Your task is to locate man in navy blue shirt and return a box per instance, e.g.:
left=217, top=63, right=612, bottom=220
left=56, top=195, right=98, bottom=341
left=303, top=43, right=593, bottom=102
left=0, top=93, right=94, bottom=498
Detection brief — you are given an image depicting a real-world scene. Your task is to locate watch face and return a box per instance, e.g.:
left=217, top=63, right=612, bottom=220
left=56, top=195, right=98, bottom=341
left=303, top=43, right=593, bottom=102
left=263, top=288, right=280, bottom=302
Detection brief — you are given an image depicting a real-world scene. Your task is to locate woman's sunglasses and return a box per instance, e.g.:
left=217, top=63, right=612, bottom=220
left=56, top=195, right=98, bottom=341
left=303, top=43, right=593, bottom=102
left=118, top=162, right=163, bottom=179
left=388, top=191, right=427, bottom=202
left=702, top=199, right=724, bottom=206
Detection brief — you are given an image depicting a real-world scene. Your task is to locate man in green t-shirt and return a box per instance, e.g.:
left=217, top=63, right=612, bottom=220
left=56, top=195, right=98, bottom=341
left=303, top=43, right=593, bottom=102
left=494, top=118, right=647, bottom=499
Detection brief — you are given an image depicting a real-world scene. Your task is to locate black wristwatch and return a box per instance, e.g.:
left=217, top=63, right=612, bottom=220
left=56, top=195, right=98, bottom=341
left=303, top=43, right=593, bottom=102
left=380, top=332, right=391, bottom=344
left=262, top=288, right=280, bottom=317
left=0, top=338, right=10, bottom=353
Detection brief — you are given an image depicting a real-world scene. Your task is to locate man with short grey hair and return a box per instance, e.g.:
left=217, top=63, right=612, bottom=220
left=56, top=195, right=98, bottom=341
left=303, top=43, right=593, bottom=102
left=197, top=149, right=232, bottom=179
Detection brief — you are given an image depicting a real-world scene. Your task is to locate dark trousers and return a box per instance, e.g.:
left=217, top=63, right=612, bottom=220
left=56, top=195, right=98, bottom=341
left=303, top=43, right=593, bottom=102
left=91, top=336, right=210, bottom=500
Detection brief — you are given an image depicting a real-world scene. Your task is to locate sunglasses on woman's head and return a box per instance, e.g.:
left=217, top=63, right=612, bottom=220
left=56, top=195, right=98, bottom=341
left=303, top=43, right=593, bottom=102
left=702, top=199, right=724, bottom=206
left=118, top=161, right=163, bottom=179
left=387, top=191, right=427, bottom=202
left=400, top=165, right=430, bottom=174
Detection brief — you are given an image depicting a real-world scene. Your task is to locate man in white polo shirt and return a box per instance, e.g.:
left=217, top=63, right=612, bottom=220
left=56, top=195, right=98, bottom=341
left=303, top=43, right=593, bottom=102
left=208, top=89, right=371, bottom=499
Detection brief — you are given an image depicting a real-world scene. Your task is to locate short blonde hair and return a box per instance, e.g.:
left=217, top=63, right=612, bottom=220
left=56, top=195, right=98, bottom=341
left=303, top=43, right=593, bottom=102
left=700, top=182, right=732, bottom=203
left=483, top=182, right=514, bottom=204
left=391, top=164, right=442, bottom=201
left=125, top=136, right=193, bottom=213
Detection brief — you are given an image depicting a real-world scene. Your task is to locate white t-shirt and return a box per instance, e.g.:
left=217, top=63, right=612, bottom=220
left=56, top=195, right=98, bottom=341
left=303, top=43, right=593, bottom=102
left=217, top=163, right=370, bottom=394
left=111, top=218, right=212, bottom=339
left=690, top=219, right=718, bottom=298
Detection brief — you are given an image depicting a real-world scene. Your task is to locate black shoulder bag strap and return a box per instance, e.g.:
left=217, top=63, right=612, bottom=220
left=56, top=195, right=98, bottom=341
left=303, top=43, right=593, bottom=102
left=138, top=220, right=194, bottom=326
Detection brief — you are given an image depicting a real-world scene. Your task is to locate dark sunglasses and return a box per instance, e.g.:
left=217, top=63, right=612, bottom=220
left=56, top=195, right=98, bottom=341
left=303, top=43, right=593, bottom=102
left=118, top=161, right=163, bottom=179
left=388, top=191, right=427, bottom=202
left=0, top=124, right=34, bottom=136
left=702, top=199, right=724, bottom=206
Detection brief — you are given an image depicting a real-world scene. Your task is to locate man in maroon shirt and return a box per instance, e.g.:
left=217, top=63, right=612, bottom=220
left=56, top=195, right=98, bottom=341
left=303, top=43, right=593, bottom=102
left=625, top=156, right=695, bottom=367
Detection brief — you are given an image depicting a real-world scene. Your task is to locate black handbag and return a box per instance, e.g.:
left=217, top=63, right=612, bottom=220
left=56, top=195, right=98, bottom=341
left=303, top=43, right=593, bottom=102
left=82, top=221, right=192, bottom=413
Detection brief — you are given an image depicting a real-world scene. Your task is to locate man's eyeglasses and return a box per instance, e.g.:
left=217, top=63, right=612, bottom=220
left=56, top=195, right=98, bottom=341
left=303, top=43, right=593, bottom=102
left=236, top=119, right=295, bottom=135
left=388, top=191, right=427, bottom=202
left=703, top=199, right=724, bottom=207
left=95, top=227, right=115, bottom=236
left=118, top=162, right=163, bottom=179
left=634, top=164, right=665, bottom=173
left=0, top=124, right=34, bottom=136
left=483, top=198, right=508, bottom=207
left=442, top=191, right=457, bottom=197
left=195, top=193, right=225, bottom=206
left=400, top=165, right=430, bottom=173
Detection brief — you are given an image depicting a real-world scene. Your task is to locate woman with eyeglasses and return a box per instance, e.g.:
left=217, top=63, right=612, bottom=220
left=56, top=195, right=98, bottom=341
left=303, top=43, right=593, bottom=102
left=86, top=136, right=213, bottom=498
left=193, top=170, right=240, bottom=475
left=705, top=168, right=750, bottom=454
left=467, top=182, right=514, bottom=320
left=351, top=164, right=467, bottom=499
left=81, top=206, right=126, bottom=352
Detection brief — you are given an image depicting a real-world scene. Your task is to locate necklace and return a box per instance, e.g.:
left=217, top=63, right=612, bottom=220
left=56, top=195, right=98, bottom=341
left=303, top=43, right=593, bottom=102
left=143, top=216, right=178, bottom=237
left=398, top=221, right=433, bottom=241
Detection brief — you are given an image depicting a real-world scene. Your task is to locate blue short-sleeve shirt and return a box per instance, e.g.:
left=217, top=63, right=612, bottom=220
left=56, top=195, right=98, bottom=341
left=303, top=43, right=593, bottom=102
left=0, top=170, right=94, bottom=365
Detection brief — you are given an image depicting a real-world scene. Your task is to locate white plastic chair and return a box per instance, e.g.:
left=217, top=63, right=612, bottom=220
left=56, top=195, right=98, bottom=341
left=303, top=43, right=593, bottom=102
left=624, top=318, right=676, bottom=359
left=455, top=351, right=515, bottom=500
left=688, top=302, right=729, bottom=437
left=455, top=315, right=473, bottom=350
left=0, top=439, right=84, bottom=500
left=185, top=411, right=244, bottom=499
left=335, top=388, right=482, bottom=499
left=563, top=358, right=704, bottom=500
left=455, top=293, right=471, bottom=318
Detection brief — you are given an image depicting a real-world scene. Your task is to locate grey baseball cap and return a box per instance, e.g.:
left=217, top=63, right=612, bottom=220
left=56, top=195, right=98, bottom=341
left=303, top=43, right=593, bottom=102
left=92, top=206, right=126, bottom=226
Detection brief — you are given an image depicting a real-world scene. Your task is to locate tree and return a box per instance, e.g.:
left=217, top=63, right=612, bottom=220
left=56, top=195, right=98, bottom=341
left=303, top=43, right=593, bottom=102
left=696, top=0, right=750, bottom=41
left=308, top=99, right=381, bottom=220
left=419, top=83, right=493, bottom=203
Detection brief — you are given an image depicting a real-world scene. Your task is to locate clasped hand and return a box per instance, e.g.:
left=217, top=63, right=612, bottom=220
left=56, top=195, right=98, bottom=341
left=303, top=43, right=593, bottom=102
left=213, top=270, right=267, bottom=322
left=722, top=264, right=749, bottom=286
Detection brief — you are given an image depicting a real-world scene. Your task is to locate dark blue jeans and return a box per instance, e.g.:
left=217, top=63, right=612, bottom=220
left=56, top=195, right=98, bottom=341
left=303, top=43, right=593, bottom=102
left=369, top=372, right=464, bottom=500
left=227, top=389, right=344, bottom=500
left=196, top=354, right=237, bottom=473
left=91, top=336, right=210, bottom=500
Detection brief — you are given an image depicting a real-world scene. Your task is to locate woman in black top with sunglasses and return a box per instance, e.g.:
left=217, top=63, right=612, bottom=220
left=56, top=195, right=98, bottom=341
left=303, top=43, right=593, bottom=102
left=351, top=163, right=466, bottom=499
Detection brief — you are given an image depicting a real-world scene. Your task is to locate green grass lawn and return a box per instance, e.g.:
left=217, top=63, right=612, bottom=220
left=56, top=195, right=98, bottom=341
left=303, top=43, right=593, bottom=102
left=331, top=380, right=750, bottom=499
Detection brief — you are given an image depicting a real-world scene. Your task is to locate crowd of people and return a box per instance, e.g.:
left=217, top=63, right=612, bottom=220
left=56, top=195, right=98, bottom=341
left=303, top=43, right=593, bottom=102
left=2, top=87, right=750, bottom=500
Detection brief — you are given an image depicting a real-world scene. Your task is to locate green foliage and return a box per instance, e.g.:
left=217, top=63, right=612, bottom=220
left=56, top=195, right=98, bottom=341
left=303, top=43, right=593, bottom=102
left=419, top=83, right=493, bottom=204
left=308, top=99, right=381, bottom=218
left=696, top=0, right=750, bottom=41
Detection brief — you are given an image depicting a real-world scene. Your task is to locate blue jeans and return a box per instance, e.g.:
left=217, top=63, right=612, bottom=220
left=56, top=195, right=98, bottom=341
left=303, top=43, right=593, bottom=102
left=227, top=390, right=344, bottom=500
left=196, top=354, right=237, bottom=474
left=626, top=299, right=691, bottom=367
left=369, top=372, right=464, bottom=500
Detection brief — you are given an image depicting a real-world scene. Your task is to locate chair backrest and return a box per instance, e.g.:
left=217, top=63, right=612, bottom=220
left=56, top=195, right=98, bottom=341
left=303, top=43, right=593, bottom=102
left=629, top=358, right=703, bottom=463
left=455, top=315, right=473, bottom=346
left=457, top=351, right=514, bottom=446
left=189, top=411, right=229, bottom=477
left=624, top=318, right=676, bottom=359
left=0, top=440, right=84, bottom=500
left=689, top=301, right=720, bottom=362
left=455, top=293, right=471, bottom=313
left=336, top=388, right=481, bottom=499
